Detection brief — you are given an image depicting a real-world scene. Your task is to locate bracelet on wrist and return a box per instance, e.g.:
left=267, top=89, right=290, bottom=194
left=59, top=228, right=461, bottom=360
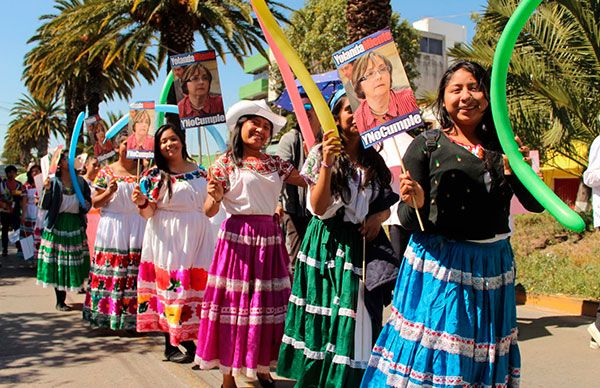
left=213, top=196, right=223, bottom=203
left=137, top=199, right=149, bottom=209
left=321, top=161, right=332, bottom=169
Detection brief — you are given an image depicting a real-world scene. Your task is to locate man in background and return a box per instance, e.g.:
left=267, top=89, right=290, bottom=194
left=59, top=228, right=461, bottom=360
left=0, top=165, right=23, bottom=257
left=277, top=95, right=321, bottom=273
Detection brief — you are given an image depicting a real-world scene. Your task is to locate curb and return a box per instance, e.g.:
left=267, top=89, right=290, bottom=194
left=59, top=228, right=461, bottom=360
left=516, top=288, right=599, bottom=317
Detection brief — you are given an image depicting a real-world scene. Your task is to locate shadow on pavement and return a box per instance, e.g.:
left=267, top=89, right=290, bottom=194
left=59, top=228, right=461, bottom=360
left=0, top=310, right=160, bottom=385
left=0, top=262, right=36, bottom=286
left=518, top=314, right=592, bottom=342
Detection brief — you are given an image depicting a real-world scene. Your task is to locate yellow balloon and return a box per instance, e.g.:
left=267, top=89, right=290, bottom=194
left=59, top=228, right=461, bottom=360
left=251, top=0, right=339, bottom=139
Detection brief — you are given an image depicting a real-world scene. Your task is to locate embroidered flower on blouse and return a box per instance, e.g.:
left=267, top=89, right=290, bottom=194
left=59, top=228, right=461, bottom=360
left=139, top=166, right=207, bottom=202
left=93, top=165, right=138, bottom=190
left=209, top=152, right=293, bottom=192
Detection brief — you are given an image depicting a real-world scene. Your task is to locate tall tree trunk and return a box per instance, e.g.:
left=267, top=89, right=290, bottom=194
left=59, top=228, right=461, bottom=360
left=160, top=12, right=195, bottom=130
left=20, top=142, right=33, bottom=166
left=86, top=57, right=104, bottom=146
left=86, top=57, right=104, bottom=117
left=64, top=81, right=87, bottom=148
left=346, top=0, right=392, bottom=42
left=36, top=135, right=49, bottom=160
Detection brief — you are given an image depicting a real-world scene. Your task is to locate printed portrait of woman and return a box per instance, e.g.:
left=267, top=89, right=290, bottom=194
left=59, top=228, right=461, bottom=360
left=177, top=62, right=224, bottom=118
left=351, top=51, right=419, bottom=133
left=91, top=120, right=114, bottom=157
left=127, top=109, right=154, bottom=152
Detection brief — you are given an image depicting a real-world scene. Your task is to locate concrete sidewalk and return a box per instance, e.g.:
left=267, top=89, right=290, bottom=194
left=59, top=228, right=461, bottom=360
left=1, top=250, right=597, bottom=387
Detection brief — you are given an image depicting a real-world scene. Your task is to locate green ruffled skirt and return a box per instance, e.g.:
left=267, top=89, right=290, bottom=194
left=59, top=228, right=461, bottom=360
left=277, top=215, right=367, bottom=387
left=37, top=213, right=89, bottom=291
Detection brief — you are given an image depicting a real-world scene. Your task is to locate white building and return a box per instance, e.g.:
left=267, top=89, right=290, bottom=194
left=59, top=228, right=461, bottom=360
left=412, top=17, right=467, bottom=98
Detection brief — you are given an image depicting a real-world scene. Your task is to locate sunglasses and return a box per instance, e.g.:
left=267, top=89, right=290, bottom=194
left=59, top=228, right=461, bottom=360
left=303, top=103, right=313, bottom=111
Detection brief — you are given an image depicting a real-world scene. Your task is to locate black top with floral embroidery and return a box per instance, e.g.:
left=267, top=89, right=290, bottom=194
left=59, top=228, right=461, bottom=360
left=399, top=130, right=544, bottom=240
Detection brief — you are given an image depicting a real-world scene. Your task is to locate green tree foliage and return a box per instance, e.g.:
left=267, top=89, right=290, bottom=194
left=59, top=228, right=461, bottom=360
left=2, top=95, right=66, bottom=164
left=58, top=0, right=287, bottom=126
left=61, top=0, right=288, bottom=68
left=24, top=0, right=158, bottom=135
left=450, top=0, right=600, bottom=168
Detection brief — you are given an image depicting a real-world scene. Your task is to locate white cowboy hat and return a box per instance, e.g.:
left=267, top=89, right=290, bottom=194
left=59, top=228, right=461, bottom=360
left=225, top=99, right=287, bottom=135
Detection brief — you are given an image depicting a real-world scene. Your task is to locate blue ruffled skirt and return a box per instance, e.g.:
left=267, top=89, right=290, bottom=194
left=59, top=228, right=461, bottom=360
left=361, top=232, right=520, bottom=387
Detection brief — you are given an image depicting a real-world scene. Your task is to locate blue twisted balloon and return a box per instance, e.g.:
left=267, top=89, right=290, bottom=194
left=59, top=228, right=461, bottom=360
left=68, top=112, right=86, bottom=207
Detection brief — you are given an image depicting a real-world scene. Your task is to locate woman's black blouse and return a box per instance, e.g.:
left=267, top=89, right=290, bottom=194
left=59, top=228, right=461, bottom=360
left=398, top=130, right=544, bottom=240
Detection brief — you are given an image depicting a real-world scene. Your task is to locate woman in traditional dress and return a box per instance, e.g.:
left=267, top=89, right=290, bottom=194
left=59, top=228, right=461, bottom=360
left=82, top=156, right=101, bottom=260
left=361, top=61, right=544, bottom=387
left=194, top=100, right=306, bottom=388
left=132, top=124, right=214, bottom=363
left=20, top=164, right=41, bottom=239
left=83, top=133, right=146, bottom=330
left=276, top=90, right=398, bottom=387
left=33, top=196, right=46, bottom=259
left=37, top=151, right=91, bottom=311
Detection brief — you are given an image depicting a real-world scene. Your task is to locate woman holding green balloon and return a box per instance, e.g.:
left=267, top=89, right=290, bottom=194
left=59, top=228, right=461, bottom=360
left=361, top=61, right=544, bottom=387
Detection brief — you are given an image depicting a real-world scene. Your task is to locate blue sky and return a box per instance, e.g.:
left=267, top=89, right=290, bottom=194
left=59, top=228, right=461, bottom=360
left=0, top=0, right=486, bottom=157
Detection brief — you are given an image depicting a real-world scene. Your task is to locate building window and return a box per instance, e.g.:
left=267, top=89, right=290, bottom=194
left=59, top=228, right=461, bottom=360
left=253, top=70, right=269, bottom=81
left=420, top=37, right=443, bottom=56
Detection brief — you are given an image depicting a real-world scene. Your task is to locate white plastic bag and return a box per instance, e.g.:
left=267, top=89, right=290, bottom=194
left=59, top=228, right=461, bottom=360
left=20, top=235, right=35, bottom=260
left=8, top=229, right=20, bottom=244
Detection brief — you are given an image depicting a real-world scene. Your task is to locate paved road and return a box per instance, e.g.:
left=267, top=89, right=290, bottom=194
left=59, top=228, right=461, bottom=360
left=1, top=251, right=597, bottom=387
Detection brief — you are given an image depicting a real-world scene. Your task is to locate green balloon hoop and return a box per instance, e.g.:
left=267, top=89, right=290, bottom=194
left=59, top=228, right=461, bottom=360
left=157, top=70, right=174, bottom=126
left=491, top=0, right=585, bottom=232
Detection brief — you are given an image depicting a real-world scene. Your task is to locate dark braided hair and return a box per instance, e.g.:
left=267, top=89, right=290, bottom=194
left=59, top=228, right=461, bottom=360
left=153, top=124, right=193, bottom=201
left=327, top=96, right=392, bottom=204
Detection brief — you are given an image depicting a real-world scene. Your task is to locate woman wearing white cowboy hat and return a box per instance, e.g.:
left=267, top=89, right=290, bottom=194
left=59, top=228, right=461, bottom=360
left=195, top=100, right=306, bottom=388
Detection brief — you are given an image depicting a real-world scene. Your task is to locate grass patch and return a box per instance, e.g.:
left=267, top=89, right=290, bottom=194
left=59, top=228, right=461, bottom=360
left=512, top=212, right=600, bottom=300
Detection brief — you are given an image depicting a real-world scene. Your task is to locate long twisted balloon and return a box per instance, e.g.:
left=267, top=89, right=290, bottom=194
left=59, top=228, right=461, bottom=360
left=250, top=0, right=339, bottom=139
left=491, top=0, right=584, bottom=231
left=68, top=112, right=86, bottom=206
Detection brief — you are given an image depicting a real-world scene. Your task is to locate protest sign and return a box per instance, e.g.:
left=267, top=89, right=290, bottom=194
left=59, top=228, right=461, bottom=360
left=333, top=29, right=422, bottom=148
left=86, top=115, right=116, bottom=162
left=127, top=101, right=155, bottom=159
left=170, top=50, right=226, bottom=130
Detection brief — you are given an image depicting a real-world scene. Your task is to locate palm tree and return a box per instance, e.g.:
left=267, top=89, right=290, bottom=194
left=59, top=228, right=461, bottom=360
left=346, top=0, right=392, bottom=42
left=449, top=0, right=600, bottom=168
left=64, top=0, right=287, bottom=68
left=58, top=0, right=287, bottom=126
left=2, top=94, right=66, bottom=164
left=24, top=0, right=159, bottom=135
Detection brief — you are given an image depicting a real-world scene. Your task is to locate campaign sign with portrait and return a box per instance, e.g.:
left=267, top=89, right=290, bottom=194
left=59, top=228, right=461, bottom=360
left=170, top=50, right=226, bottom=130
left=85, top=115, right=116, bottom=163
left=127, top=101, right=156, bottom=159
left=333, top=29, right=423, bottom=148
